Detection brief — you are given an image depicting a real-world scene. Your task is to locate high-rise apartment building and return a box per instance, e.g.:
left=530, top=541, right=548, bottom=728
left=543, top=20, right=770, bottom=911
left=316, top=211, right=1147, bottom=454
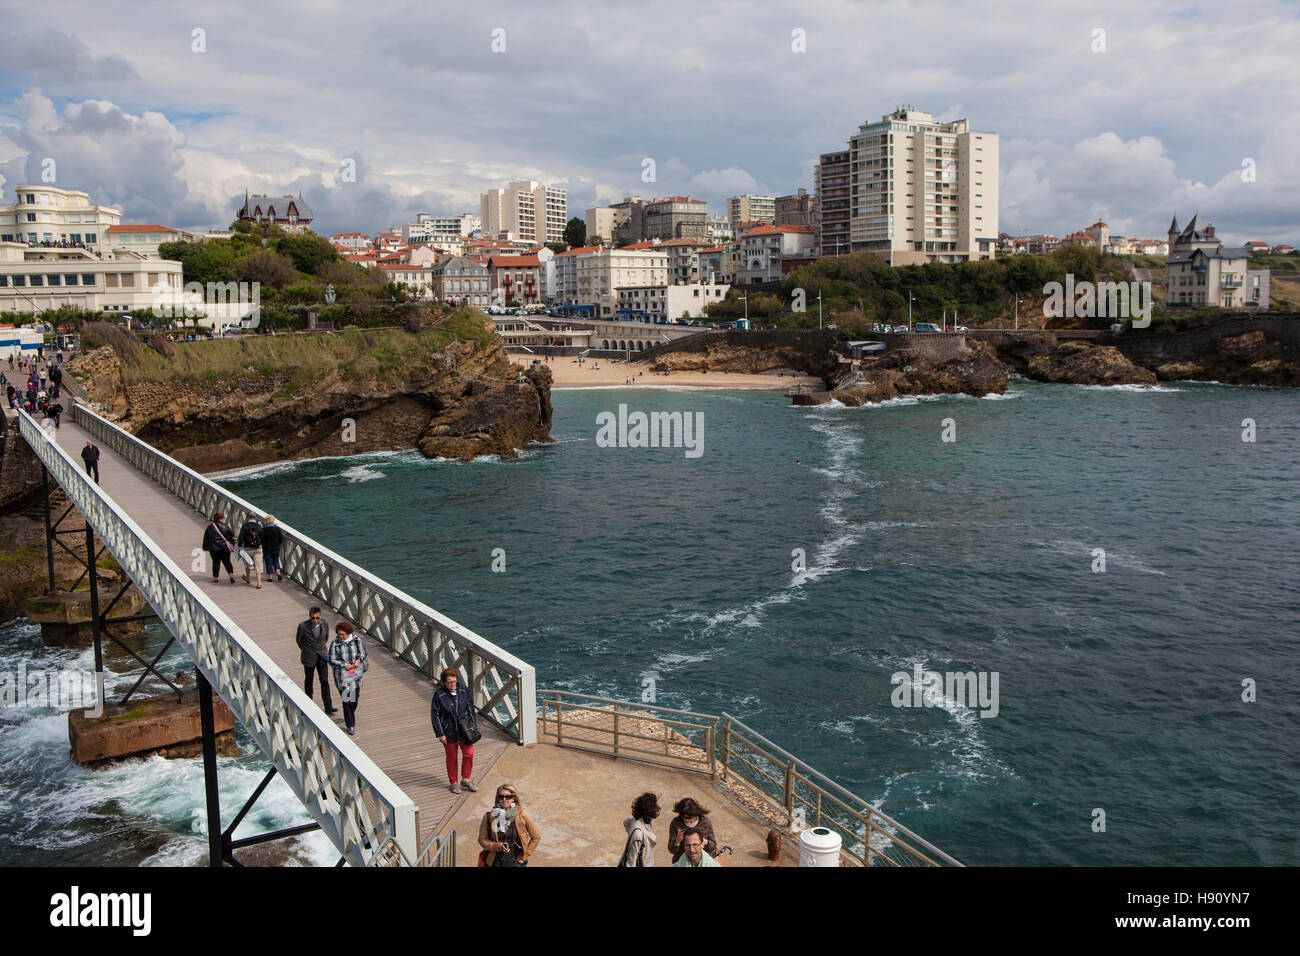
left=847, top=108, right=998, bottom=263
left=480, top=180, right=567, bottom=244
left=727, top=195, right=775, bottom=229
left=815, top=152, right=851, bottom=256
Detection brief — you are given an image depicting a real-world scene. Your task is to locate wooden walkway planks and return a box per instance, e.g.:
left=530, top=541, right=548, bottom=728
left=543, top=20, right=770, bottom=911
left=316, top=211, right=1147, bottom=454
left=51, top=418, right=509, bottom=849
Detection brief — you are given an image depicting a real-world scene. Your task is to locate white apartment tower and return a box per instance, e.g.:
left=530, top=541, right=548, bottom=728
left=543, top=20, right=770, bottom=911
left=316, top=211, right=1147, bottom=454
left=480, top=180, right=568, bottom=244
left=848, top=108, right=998, bottom=263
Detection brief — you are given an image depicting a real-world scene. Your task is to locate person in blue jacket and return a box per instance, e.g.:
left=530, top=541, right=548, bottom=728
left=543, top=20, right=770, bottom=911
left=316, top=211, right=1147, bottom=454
left=431, top=668, right=479, bottom=794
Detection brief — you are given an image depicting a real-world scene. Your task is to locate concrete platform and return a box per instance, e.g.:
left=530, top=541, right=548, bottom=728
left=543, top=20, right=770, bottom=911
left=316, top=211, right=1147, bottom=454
left=444, top=726, right=796, bottom=867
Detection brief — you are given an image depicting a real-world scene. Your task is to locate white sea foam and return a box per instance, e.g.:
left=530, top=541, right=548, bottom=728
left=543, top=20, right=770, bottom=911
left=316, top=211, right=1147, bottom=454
left=1030, top=538, right=1168, bottom=576
left=338, top=464, right=383, bottom=483
left=220, top=449, right=406, bottom=481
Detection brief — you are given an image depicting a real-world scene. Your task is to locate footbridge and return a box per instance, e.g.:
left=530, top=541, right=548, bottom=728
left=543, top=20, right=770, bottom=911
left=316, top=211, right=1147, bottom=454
left=18, top=402, right=536, bottom=867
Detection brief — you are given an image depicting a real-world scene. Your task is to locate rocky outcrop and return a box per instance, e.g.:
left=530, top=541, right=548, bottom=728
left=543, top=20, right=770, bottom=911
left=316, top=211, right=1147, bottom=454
left=1024, top=341, right=1157, bottom=386
left=834, top=340, right=1011, bottom=406
left=67, top=324, right=553, bottom=470
left=419, top=364, right=554, bottom=460
left=1147, top=331, right=1300, bottom=386
left=646, top=330, right=838, bottom=380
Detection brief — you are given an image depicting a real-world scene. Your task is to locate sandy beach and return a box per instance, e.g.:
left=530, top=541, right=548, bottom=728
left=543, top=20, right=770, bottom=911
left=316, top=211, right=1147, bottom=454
left=517, top=355, right=825, bottom=390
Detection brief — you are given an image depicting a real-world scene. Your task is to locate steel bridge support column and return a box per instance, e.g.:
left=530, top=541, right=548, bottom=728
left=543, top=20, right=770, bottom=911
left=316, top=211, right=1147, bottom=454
left=198, top=669, right=223, bottom=868
left=42, top=466, right=56, bottom=593
left=85, top=523, right=103, bottom=687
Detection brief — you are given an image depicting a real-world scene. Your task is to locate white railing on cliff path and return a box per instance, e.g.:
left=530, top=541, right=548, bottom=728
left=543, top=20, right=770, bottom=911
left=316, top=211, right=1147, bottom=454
left=64, top=401, right=537, bottom=749
left=18, top=409, right=419, bottom=867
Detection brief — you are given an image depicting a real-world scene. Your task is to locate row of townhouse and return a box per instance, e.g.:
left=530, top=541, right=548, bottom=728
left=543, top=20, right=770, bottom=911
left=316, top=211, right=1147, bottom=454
left=375, top=254, right=551, bottom=307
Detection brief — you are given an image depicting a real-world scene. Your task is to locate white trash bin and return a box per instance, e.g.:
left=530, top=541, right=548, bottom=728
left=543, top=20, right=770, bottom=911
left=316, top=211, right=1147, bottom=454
left=798, top=826, right=841, bottom=867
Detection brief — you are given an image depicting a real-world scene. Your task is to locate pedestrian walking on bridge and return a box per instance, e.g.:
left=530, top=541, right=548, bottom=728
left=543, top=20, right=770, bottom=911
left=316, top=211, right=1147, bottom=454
left=328, top=621, right=367, bottom=736
left=202, top=511, right=237, bottom=583
left=80, top=440, right=100, bottom=484
left=295, top=606, right=336, bottom=714
left=431, top=668, right=480, bottom=794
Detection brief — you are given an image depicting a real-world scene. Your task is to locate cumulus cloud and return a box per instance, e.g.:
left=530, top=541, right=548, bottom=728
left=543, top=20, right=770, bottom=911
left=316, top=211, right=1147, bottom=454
left=0, top=29, right=136, bottom=88
left=0, top=2, right=1296, bottom=241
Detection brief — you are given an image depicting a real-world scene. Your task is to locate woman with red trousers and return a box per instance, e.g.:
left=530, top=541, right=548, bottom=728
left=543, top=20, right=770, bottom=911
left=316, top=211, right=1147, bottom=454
left=431, top=668, right=480, bottom=794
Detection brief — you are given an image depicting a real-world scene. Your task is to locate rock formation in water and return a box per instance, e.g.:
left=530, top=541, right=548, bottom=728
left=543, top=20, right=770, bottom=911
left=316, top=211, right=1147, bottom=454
left=67, top=321, right=553, bottom=470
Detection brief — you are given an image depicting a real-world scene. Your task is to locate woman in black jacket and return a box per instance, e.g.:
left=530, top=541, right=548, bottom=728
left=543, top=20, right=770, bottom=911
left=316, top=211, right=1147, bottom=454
left=431, top=669, right=479, bottom=794
left=201, top=511, right=237, bottom=584
left=261, top=514, right=284, bottom=582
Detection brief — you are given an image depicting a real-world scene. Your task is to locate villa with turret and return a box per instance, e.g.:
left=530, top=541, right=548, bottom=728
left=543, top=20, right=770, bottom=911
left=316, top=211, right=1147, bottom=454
left=1165, top=214, right=1269, bottom=309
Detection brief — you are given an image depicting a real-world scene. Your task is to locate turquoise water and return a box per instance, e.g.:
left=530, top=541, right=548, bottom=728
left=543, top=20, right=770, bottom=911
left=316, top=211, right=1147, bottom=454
left=3, top=379, right=1296, bottom=865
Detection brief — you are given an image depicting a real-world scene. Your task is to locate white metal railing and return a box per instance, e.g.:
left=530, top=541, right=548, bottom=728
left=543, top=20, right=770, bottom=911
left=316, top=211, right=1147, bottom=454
left=19, top=410, right=418, bottom=866
left=67, top=401, right=536, bottom=745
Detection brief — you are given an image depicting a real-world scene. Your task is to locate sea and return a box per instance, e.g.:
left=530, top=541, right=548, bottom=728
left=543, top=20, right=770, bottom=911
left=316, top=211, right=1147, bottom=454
left=2, top=378, right=1296, bottom=866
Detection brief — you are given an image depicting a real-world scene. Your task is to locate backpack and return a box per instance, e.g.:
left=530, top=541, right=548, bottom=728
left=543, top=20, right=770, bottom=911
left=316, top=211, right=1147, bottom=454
left=240, top=519, right=263, bottom=548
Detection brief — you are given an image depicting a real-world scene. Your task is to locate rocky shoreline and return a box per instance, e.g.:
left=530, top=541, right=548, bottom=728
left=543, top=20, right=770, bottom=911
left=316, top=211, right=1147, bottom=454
left=643, top=320, right=1300, bottom=405
left=68, top=328, right=554, bottom=473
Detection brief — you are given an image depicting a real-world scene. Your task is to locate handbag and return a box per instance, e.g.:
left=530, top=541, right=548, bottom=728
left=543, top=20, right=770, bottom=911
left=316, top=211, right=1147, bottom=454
left=237, top=548, right=255, bottom=567
left=458, top=712, right=482, bottom=744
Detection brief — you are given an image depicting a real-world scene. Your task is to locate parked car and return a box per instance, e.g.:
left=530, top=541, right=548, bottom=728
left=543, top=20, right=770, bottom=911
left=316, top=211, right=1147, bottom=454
left=955, top=325, right=969, bottom=331
left=914, top=322, right=941, bottom=333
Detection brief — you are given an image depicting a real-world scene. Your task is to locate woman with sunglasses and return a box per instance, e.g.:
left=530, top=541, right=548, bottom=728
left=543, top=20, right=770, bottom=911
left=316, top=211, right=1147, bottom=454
left=478, top=784, right=541, bottom=867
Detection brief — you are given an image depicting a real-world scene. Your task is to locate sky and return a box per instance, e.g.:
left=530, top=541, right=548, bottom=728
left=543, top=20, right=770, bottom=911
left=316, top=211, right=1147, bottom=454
left=0, top=0, right=1297, bottom=245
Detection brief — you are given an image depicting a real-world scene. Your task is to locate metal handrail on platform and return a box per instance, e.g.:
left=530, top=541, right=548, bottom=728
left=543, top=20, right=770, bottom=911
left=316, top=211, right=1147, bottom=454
left=537, top=688, right=960, bottom=867
left=68, top=401, right=537, bottom=745
left=718, top=713, right=962, bottom=867
left=538, top=690, right=717, bottom=776
left=19, top=410, right=418, bottom=867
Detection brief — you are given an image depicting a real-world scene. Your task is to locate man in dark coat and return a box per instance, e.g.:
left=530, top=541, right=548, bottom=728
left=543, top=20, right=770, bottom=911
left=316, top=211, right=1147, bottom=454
left=81, top=440, right=100, bottom=484
left=295, top=606, right=336, bottom=714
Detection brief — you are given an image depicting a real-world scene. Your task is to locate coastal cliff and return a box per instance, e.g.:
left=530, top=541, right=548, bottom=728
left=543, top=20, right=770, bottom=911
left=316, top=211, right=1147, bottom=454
left=67, top=316, right=553, bottom=470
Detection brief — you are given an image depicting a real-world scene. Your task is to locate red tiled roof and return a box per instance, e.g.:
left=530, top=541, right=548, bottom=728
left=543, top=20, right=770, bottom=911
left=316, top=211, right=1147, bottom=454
left=622, top=241, right=659, bottom=250
left=659, top=237, right=704, bottom=246
left=555, top=245, right=601, bottom=256
left=743, top=225, right=815, bottom=237
left=488, top=255, right=541, bottom=267
left=107, top=224, right=180, bottom=233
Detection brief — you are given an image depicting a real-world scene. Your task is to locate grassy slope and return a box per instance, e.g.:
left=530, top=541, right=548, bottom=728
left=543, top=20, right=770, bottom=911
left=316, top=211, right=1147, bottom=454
left=118, top=309, right=498, bottom=390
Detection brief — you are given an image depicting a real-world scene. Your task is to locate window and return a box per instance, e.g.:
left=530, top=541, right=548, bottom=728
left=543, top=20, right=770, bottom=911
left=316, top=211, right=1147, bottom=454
left=105, top=274, right=119, bottom=287
left=82, top=274, right=96, bottom=286
left=0, top=276, right=6, bottom=286
left=25, top=213, right=35, bottom=223
left=85, top=233, right=96, bottom=243
left=65, top=274, right=78, bottom=286
left=25, top=194, right=34, bottom=204
left=13, top=275, right=27, bottom=286
left=48, top=274, right=61, bottom=286
left=121, top=273, right=134, bottom=287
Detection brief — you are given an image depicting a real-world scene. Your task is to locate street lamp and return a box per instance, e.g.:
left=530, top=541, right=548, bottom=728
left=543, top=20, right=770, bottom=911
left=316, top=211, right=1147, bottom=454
left=906, top=290, right=914, bottom=331
left=739, top=293, right=748, bottom=326
left=1013, top=294, right=1022, bottom=330
left=817, top=290, right=823, bottom=330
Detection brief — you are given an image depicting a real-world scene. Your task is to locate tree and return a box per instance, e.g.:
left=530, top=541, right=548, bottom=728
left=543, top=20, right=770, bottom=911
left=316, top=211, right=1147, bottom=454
left=563, top=217, right=586, bottom=248
left=275, top=233, right=340, bottom=275
left=545, top=241, right=568, bottom=254
left=238, top=250, right=299, bottom=289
